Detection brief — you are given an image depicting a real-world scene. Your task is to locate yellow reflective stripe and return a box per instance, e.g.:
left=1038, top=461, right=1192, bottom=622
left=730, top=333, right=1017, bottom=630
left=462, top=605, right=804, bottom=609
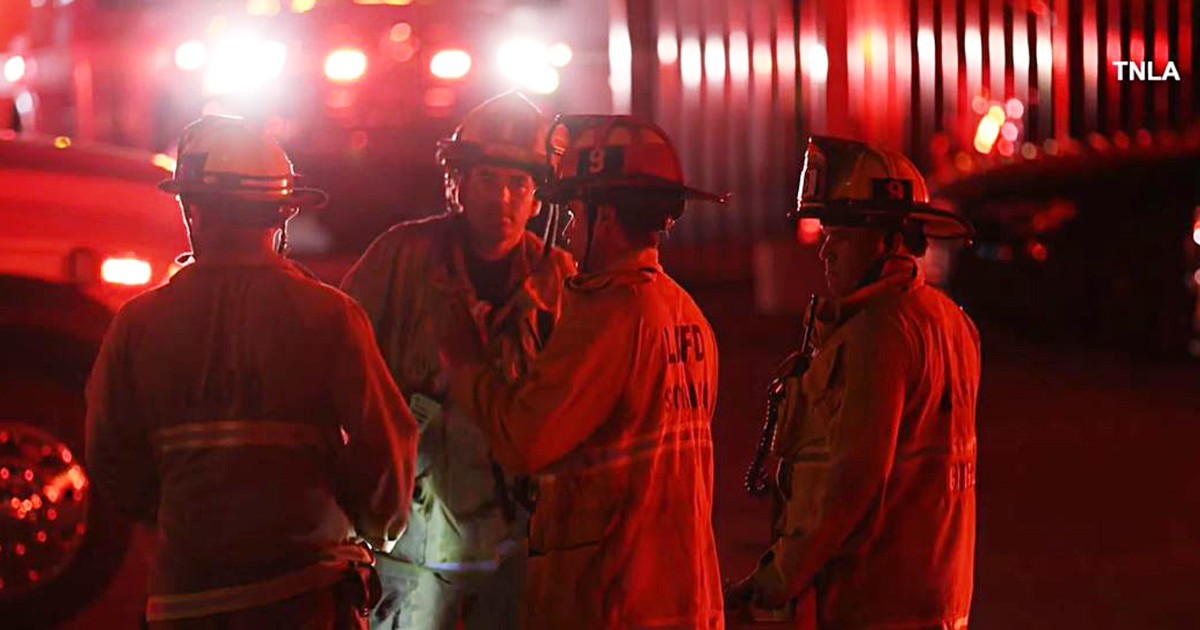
left=154, top=420, right=324, bottom=439
left=144, top=561, right=346, bottom=622
left=157, top=435, right=323, bottom=453
left=545, top=420, right=713, bottom=477
left=152, top=420, right=329, bottom=453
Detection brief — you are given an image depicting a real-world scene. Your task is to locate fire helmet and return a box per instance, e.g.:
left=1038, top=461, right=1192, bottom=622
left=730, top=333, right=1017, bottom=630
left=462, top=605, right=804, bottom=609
left=436, top=91, right=565, bottom=213
left=791, top=135, right=972, bottom=239
left=158, top=115, right=327, bottom=209
left=538, top=114, right=728, bottom=222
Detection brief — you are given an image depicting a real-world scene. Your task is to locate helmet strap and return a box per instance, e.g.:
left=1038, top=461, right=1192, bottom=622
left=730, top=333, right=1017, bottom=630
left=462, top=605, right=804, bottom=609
left=854, top=228, right=904, bottom=291
left=582, top=202, right=600, bottom=274
left=540, top=203, right=559, bottom=258
left=274, top=206, right=299, bottom=257
left=445, top=168, right=466, bottom=214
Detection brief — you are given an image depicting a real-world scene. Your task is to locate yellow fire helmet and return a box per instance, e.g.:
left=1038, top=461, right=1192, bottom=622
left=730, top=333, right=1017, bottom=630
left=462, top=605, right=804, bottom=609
left=158, top=115, right=327, bottom=208
left=791, top=135, right=972, bottom=240
left=436, top=91, right=566, bottom=211
left=538, top=114, right=728, bottom=219
left=437, top=91, right=562, bottom=175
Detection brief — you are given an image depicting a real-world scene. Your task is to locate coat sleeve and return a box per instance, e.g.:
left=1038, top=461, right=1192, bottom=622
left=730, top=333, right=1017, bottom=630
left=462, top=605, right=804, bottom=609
left=451, top=290, right=636, bottom=475
left=332, top=301, right=419, bottom=554
left=84, top=313, right=158, bottom=523
left=753, top=315, right=913, bottom=604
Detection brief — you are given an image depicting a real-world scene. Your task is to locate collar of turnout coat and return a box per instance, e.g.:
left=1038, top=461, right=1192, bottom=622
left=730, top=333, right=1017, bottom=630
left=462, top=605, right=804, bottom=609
left=566, top=248, right=663, bottom=293
left=815, top=254, right=923, bottom=333
left=428, top=221, right=564, bottom=318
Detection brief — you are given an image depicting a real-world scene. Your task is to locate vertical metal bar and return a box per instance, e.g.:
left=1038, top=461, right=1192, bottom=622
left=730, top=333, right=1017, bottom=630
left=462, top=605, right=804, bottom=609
left=916, top=0, right=936, bottom=162
left=826, top=0, right=852, bottom=137
left=1129, top=0, right=1145, bottom=130
left=1082, top=0, right=1098, bottom=131
left=628, top=0, right=657, bottom=119
left=609, top=0, right=633, bottom=114
left=1105, top=0, right=1122, bottom=133
left=1153, top=0, right=1169, bottom=125
left=1036, top=1, right=1054, bottom=140
left=964, top=0, right=982, bottom=111
left=1180, top=0, right=1193, bottom=121
left=988, top=0, right=1006, bottom=100
left=1052, top=0, right=1071, bottom=140
left=893, top=0, right=913, bottom=153
left=1012, top=1, right=1030, bottom=123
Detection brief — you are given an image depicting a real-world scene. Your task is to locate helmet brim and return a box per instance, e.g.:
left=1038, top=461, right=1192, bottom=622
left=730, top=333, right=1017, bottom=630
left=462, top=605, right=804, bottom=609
left=159, top=179, right=329, bottom=209
left=792, top=201, right=974, bottom=240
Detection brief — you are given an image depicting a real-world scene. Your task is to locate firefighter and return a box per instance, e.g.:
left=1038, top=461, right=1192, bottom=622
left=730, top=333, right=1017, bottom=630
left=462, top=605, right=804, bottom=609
left=725, top=136, right=980, bottom=629
left=339, top=92, right=575, bottom=630
left=442, top=115, right=728, bottom=629
left=84, top=115, right=418, bottom=629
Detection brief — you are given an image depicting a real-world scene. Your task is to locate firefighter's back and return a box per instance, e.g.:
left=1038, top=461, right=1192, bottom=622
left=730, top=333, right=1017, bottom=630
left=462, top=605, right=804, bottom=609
left=618, top=269, right=724, bottom=629
left=116, top=260, right=368, bottom=597
left=531, top=261, right=724, bottom=629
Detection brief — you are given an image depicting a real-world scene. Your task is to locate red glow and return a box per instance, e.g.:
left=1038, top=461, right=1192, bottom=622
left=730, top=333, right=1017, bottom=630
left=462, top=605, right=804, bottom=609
left=1005, top=98, right=1024, bottom=119
left=424, top=87, right=456, bottom=109
left=796, top=218, right=822, bottom=246
left=1130, top=35, right=1145, bottom=63
left=1028, top=241, right=1048, bottom=262
left=101, top=257, right=152, bottom=286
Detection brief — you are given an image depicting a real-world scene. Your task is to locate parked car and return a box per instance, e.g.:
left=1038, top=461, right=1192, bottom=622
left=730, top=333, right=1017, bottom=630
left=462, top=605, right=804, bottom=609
left=0, top=132, right=186, bottom=626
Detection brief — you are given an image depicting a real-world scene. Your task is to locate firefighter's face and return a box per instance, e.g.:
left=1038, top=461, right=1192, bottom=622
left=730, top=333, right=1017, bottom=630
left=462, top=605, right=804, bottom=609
left=461, top=164, right=539, bottom=254
left=818, top=225, right=887, bottom=297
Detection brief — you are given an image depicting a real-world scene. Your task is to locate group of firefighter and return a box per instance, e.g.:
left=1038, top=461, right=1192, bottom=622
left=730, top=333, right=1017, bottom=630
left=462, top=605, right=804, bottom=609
left=84, top=90, right=980, bottom=630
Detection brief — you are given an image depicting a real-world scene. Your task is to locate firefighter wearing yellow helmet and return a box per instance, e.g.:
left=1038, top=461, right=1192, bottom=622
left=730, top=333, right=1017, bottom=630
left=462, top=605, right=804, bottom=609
left=160, top=114, right=329, bottom=258
left=340, top=92, right=574, bottom=630
left=87, top=115, right=418, bottom=628
left=727, top=136, right=980, bottom=629
left=442, top=115, right=727, bottom=629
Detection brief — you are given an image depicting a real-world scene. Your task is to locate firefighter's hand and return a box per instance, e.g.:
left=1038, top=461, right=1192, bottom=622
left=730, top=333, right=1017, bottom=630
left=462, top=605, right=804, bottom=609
left=723, top=576, right=756, bottom=621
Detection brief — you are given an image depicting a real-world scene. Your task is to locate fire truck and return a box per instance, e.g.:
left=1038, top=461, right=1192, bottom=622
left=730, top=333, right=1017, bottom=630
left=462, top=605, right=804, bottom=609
left=13, top=0, right=592, bottom=249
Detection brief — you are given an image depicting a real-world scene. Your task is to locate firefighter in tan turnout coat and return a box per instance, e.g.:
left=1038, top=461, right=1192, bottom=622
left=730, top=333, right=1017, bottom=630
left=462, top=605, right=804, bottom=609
left=340, top=92, right=574, bottom=630
left=727, top=136, right=981, bottom=630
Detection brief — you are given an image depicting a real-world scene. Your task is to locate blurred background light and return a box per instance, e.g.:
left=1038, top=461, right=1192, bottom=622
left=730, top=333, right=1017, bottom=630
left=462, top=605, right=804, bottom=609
left=324, top=48, right=368, bottom=83
left=430, top=49, right=471, bottom=80
left=174, top=41, right=206, bottom=72
left=4, top=56, right=26, bottom=83
left=204, top=36, right=289, bottom=95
